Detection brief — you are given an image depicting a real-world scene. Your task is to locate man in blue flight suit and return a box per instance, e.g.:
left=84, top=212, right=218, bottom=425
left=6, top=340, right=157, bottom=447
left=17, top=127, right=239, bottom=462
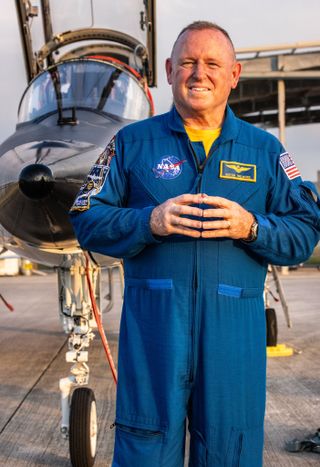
left=70, top=21, right=320, bottom=466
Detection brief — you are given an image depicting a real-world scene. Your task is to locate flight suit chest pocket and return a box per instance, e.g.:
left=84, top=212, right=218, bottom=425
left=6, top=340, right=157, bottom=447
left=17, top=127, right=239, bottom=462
left=216, top=178, right=262, bottom=209
left=129, top=161, right=196, bottom=205
left=204, top=159, right=266, bottom=211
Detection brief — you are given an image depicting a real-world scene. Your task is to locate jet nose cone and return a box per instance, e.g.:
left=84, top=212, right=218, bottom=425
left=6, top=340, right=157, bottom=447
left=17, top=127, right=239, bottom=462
left=19, top=164, right=54, bottom=199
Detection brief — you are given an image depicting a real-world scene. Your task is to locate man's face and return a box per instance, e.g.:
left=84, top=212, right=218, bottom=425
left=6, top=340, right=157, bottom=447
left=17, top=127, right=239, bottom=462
left=166, top=29, right=241, bottom=122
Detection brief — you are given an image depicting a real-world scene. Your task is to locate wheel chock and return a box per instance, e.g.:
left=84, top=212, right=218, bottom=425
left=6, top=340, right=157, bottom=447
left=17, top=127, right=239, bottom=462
left=267, top=343, right=294, bottom=357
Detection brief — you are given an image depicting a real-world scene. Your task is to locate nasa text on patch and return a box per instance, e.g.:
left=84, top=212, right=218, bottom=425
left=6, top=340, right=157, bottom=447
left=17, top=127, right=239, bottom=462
left=219, top=161, right=256, bottom=182
left=152, top=156, right=186, bottom=180
left=279, top=152, right=301, bottom=180
left=70, top=136, right=116, bottom=212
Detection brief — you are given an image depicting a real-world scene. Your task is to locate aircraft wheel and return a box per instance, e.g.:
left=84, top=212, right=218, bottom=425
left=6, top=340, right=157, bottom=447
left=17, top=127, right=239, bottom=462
left=69, top=387, right=97, bottom=467
left=266, top=307, right=278, bottom=347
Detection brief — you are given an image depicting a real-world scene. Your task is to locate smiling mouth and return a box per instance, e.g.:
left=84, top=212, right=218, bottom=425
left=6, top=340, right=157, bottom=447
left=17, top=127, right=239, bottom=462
left=188, top=86, right=210, bottom=93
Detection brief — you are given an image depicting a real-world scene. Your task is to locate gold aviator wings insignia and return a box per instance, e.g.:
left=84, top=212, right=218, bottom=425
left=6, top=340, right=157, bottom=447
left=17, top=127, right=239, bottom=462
left=225, top=163, right=252, bottom=173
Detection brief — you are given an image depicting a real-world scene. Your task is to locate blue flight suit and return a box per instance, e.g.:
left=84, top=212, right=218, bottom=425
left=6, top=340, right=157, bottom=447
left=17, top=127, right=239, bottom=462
left=70, top=106, right=320, bottom=466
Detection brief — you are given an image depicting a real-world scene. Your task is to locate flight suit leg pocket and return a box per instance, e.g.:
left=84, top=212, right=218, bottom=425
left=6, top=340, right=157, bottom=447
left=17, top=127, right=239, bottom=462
left=225, top=426, right=263, bottom=467
left=113, top=423, right=164, bottom=467
left=123, top=278, right=175, bottom=351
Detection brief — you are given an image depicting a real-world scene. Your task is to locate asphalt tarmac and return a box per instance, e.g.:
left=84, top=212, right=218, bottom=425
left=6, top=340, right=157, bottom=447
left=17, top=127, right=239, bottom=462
left=0, top=267, right=319, bottom=466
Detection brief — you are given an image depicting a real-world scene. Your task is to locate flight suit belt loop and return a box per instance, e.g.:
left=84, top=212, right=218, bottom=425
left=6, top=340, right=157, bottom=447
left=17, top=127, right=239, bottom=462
left=217, top=283, right=264, bottom=298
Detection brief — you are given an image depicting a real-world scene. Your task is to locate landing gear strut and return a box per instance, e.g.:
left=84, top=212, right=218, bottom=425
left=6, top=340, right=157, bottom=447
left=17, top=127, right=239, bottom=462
left=56, top=253, right=119, bottom=466
left=57, top=253, right=99, bottom=465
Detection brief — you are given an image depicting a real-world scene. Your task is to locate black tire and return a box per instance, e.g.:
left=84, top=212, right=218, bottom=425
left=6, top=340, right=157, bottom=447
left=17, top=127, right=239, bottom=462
left=69, top=387, right=97, bottom=467
left=266, top=308, right=278, bottom=347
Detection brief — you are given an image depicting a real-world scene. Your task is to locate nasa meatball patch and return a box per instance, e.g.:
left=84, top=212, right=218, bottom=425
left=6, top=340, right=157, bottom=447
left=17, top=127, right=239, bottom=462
left=152, top=155, right=186, bottom=180
left=70, top=136, right=116, bottom=212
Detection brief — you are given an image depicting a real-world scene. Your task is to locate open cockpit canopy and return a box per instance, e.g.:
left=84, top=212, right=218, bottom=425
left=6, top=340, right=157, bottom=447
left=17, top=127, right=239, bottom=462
left=18, top=59, right=152, bottom=123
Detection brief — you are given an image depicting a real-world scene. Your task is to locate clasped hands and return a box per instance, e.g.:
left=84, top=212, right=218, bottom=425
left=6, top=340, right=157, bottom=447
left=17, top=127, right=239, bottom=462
left=150, top=193, right=254, bottom=239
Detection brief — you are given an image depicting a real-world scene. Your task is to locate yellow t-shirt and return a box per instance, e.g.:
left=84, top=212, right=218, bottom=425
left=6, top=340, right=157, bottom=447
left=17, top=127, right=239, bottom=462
left=185, top=126, right=221, bottom=156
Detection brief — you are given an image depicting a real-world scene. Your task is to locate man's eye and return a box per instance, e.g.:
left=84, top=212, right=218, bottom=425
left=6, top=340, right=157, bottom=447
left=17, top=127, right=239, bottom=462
left=207, top=62, right=218, bottom=68
left=181, top=61, right=194, bottom=67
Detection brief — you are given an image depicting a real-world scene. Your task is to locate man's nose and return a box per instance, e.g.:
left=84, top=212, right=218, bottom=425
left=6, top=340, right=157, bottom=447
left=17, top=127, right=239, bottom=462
left=192, top=63, right=206, bottom=79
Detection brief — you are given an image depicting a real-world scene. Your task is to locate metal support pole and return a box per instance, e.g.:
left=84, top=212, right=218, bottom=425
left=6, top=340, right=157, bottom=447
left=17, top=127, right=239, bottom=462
left=278, top=80, right=289, bottom=275
left=278, top=80, right=286, bottom=146
left=40, top=0, right=54, bottom=67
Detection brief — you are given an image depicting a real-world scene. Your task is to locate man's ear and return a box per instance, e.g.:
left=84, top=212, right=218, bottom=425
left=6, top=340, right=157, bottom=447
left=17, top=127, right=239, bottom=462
left=165, top=58, right=173, bottom=85
left=231, top=62, right=242, bottom=89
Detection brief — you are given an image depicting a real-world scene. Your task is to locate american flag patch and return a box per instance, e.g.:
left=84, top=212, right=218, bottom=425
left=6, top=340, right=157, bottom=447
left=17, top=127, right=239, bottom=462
left=279, top=152, right=301, bottom=180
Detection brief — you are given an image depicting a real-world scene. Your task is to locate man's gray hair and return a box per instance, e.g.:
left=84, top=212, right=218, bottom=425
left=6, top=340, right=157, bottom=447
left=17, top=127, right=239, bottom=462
left=172, top=21, right=236, bottom=58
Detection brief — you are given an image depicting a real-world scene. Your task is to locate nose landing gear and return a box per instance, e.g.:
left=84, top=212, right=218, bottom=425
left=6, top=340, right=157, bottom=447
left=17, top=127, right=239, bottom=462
left=69, top=387, right=98, bottom=467
left=57, top=253, right=119, bottom=466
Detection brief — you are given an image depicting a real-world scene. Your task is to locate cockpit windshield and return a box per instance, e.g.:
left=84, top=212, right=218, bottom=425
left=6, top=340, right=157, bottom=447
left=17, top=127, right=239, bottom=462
left=18, top=59, right=152, bottom=123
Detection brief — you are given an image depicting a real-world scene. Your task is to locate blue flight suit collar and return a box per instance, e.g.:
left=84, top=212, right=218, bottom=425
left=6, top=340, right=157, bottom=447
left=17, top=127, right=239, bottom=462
left=167, top=105, right=240, bottom=143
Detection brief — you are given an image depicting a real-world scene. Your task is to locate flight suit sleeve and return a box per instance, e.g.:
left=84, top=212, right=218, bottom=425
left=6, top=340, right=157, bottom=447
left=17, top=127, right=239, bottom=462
left=244, top=151, right=320, bottom=266
left=69, top=134, right=159, bottom=258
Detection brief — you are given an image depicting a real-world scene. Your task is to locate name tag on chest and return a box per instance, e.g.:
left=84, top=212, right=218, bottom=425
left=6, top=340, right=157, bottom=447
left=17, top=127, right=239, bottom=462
left=219, top=161, right=256, bottom=182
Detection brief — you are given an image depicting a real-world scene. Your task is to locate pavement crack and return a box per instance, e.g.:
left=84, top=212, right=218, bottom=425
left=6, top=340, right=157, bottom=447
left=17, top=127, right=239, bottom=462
left=0, top=336, right=68, bottom=435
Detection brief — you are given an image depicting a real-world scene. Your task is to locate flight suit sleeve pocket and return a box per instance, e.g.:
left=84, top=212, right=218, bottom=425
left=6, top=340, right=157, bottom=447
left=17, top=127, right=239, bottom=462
left=299, top=181, right=320, bottom=206
left=299, top=181, right=320, bottom=224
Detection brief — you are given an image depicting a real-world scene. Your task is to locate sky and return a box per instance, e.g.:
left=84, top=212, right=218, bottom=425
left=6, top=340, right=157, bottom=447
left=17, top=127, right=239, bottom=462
left=0, top=0, right=319, bottom=181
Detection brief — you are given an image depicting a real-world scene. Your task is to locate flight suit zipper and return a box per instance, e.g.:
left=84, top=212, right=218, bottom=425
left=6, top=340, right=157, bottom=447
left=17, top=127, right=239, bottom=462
left=187, top=139, right=218, bottom=190
left=186, top=139, right=219, bottom=383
